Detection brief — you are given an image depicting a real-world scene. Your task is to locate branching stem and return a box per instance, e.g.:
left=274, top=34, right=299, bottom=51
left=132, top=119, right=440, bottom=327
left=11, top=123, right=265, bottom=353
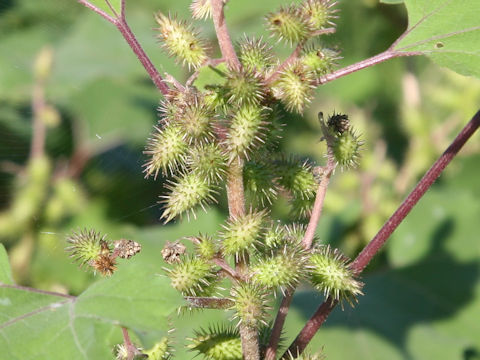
left=284, top=109, right=480, bottom=358
left=76, top=0, right=169, bottom=95
left=211, top=0, right=241, bottom=69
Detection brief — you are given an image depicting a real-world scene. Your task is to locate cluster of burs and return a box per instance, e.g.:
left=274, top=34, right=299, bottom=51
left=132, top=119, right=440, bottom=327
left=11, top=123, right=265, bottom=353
left=68, top=1, right=365, bottom=359
left=140, top=0, right=364, bottom=358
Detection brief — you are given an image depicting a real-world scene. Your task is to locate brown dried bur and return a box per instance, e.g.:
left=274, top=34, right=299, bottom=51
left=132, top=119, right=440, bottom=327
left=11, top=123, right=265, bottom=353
left=161, top=240, right=186, bottom=264
left=113, top=239, right=142, bottom=259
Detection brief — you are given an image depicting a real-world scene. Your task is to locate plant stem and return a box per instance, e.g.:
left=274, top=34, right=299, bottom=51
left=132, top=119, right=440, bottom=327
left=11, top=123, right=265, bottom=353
left=283, top=109, right=480, bottom=358
left=77, top=0, right=170, bottom=95
left=265, top=288, right=294, bottom=360
left=115, top=18, right=170, bottom=95
left=211, top=0, right=241, bottom=69
left=267, top=116, right=337, bottom=359
left=121, top=327, right=138, bottom=360
left=185, top=296, right=234, bottom=309
left=315, top=50, right=420, bottom=86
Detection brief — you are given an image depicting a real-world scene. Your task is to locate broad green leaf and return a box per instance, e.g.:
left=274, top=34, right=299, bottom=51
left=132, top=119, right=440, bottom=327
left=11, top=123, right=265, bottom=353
left=86, top=0, right=122, bottom=19
left=0, top=244, right=13, bottom=285
left=388, top=187, right=480, bottom=267
left=193, top=63, right=228, bottom=91
left=0, top=262, right=183, bottom=359
left=394, top=0, right=480, bottom=78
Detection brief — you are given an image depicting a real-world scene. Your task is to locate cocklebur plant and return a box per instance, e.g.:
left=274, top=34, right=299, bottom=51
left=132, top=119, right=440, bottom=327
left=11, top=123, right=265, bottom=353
left=55, top=0, right=480, bottom=359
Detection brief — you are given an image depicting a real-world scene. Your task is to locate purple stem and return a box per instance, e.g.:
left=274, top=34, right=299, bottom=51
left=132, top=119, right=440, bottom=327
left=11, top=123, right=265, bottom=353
left=77, top=0, right=169, bottom=95
left=284, top=109, right=480, bottom=358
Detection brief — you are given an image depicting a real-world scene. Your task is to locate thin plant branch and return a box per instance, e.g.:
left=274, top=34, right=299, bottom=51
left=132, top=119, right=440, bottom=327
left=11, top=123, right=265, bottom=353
left=185, top=296, right=234, bottom=309
left=266, top=116, right=337, bottom=359
left=77, top=0, right=116, bottom=23
left=264, top=288, right=294, bottom=360
left=212, top=257, right=246, bottom=281
left=121, top=327, right=140, bottom=360
left=284, top=109, right=480, bottom=358
left=211, top=0, right=241, bottom=69
left=265, top=42, right=304, bottom=85
left=315, top=50, right=421, bottom=86
left=76, top=0, right=170, bottom=95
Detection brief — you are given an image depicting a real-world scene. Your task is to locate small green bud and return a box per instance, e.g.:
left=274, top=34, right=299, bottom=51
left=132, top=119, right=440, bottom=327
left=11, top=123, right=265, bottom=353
left=66, top=229, right=106, bottom=268
left=238, top=36, right=275, bottom=73
left=290, top=194, right=316, bottom=219
left=275, top=157, right=318, bottom=200
left=144, top=337, right=172, bottom=360
left=309, top=245, right=363, bottom=307
left=66, top=229, right=117, bottom=276
left=301, top=0, right=338, bottom=29
left=226, top=105, right=267, bottom=161
left=189, top=325, right=242, bottom=360
left=243, top=160, right=278, bottom=206
left=262, top=222, right=286, bottom=249
left=273, top=61, right=314, bottom=113
left=301, top=47, right=340, bottom=76
left=226, top=68, right=265, bottom=106
left=160, top=172, right=218, bottom=222
left=193, top=234, right=218, bottom=260
left=266, top=5, right=313, bottom=45
left=332, top=129, right=362, bottom=169
left=251, top=244, right=308, bottom=292
left=230, top=283, right=269, bottom=328
left=143, top=123, right=188, bottom=179
left=221, top=209, right=267, bottom=260
left=155, top=12, right=207, bottom=69
left=187, top=143, right=227, bottom=184
left=166, top=256, right=217, bottom=296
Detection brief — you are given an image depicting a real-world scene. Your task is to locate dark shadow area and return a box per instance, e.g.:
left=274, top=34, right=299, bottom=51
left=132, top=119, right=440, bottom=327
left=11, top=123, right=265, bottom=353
left=292, top=218, right=480, bottom=358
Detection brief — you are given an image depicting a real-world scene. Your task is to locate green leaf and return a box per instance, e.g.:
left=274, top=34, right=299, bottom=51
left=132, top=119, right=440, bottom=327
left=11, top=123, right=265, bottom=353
left=0, top=244, right=13, bottom=285
left=0, top=262, right=183, bottom=358
left=394, top=0, right=480, bottom=78
left=87, top=0, right=122, bottom=19
left=381, top=0, right=404, bottom=4
left=193, top=63, right=228, bottom=91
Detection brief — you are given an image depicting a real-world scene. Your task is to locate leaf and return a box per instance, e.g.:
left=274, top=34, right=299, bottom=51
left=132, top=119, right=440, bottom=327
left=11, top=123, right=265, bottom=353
left=381, top=0, right=404, bottom=4
left=86, top=0, right=122, bottom=19
left=394, top=0, right=480, bottom=78
left=0, top=244, right=13, bottom=285
left=0, top=262, right=183, bottom=359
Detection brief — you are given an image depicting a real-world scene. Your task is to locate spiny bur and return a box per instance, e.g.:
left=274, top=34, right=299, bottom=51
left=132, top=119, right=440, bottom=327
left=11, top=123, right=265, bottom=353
left=160, top=172, right=218, bottom=222
left=166, top=255, right=218, bottom=296
left=154, top=12, right=207, bottom=69
left=309, top=245, right=364, bottom=308
left=266, top=5, right=313, bottom=45
left=143, top=123, right=188, bottom=179
left=221, top=209, right=267, bottom=260
left=188, top=325, right=243, bottom=360
left=230, top=283, right=269, bottom=328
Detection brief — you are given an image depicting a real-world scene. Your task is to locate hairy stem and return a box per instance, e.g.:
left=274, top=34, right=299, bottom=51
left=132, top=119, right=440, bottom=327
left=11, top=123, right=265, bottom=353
left=267, top=116, right=337, bottom=359
left=265, top=288, right=294, bottom=360
left=315, top=50, right=420, bottom=86
left=185, top=296, right=234, bottom=309
left=121, top=327, right=138, bottom=360
left=211, top=0, right=241, bottom=69
left=77, top=0, right=169, bottom=95
left=284, top=109, right=480, bottom=358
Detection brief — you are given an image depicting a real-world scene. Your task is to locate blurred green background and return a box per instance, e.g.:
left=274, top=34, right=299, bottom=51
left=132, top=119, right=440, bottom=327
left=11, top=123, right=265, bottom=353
left=0, top=0, right=479, bottom=359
